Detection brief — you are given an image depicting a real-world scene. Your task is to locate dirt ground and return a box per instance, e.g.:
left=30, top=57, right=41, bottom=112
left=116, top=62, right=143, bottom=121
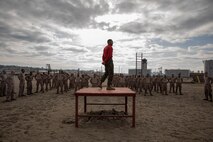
left=0, top=78, right=213, bottom=142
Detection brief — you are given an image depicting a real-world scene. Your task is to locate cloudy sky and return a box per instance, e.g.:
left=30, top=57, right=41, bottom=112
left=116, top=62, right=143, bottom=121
left=0, top=0, right=213, bottom=73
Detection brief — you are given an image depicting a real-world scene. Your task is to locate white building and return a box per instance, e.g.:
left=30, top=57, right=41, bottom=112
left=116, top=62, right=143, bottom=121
left=165, top=69, right=190, bottom=77
left=204, top=60, right=213, bottom=77
left=128, top=69, right=152, bottom=76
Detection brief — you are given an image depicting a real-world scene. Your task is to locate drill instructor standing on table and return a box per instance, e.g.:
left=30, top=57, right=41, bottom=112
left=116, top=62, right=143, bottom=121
left=99, top=39, right=115, bottom=90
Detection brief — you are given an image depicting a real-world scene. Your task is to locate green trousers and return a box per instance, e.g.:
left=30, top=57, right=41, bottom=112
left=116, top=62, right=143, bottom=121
left=101, top=59, right=114, bottom=87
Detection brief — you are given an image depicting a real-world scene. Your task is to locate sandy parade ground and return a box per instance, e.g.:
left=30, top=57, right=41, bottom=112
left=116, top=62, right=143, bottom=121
left=0, top=77, right=213, bottom=142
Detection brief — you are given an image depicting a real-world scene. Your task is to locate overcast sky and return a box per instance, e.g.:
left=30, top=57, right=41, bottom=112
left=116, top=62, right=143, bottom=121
left=0, top=0, right=213, bottom=73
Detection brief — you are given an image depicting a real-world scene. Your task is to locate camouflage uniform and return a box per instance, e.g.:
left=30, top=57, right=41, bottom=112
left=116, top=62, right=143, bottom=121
left=18, top=70, right=25, bottom=97
left=135, top=76, right=140, bottom=92
left=119, top=75, right=125, bottom=87
left=63, top=73, right=69, bottom=92
left=169, top=75, right=176, bottom=93
left=138, top=76, right=144, bottom=94
left=6, top=71, right=15, bottom=101
left=52, top=73, right=57, bottom=88
left=90, top=74, right=99, bottom=87
left=204, top=74, right=212, bottom=101
left=0, top=77, right=2, bottom=97
left=152, top=75, right=157, bottom=92
left=0, top=72, right=7, bottom=97
left=35, top=72, right=44, bottom=93
left=144, top=75, right=153, bottom=96
left=81, top=75, right=88, bottom=88
left=44, top=72, right=52, bottom=91
left=25, top=73, right=33, bottom=95
left=84, top=74, right=90, bottom=88
left=56, top=71, right=64, bottom=94
left=69, top=74, right=75, bottom=89
left=156, top=76, right=162, bottom=93
left=161, top=76, right=168, bottom=95
left=176, top=74, right=183, bottom=95
left=75, top=74, right=81, bottom=91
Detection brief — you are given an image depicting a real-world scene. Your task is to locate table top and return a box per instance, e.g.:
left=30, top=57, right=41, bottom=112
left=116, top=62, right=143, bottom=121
left=75, top=87, right=136, bottom=96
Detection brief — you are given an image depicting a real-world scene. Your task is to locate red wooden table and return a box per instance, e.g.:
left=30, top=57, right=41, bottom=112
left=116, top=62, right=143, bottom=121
left=75, top=87, right=136, bottom=127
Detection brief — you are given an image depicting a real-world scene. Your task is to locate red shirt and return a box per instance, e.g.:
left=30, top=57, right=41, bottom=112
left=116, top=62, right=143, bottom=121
left=102, top=45, right=113, bottom=64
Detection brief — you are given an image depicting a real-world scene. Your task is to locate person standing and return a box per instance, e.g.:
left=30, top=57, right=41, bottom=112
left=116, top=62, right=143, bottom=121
left=203, top=72, right=212, bottom=102
left=0, top=70, right=7, bottom=97
left=90, top=74, right=99, bottom=87
left=35, top=71, right=44, bottom=93
left=56, top=70, right=64, bottom=94
left=75, top=73, right=81, bottom=91
left=25, top=71, right=33, bottom=95
left=176, top=73, right=183, bottom=95
left=99, top=39, right=115, bottom=90
left=18, top=69, right=25, bottom=97
left=144, top=74, right=153, bottom=96
left=161, top=75, right=168, bottom=95
left=69, top=73, right=75, bottom=90
left=5, top=71, right=16, bottom=102
left=169, top=74, right=176, bottom=93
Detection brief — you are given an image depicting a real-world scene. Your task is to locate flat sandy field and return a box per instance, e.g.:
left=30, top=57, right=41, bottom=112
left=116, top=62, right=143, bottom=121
left=0, top=77, right=213, bottom=142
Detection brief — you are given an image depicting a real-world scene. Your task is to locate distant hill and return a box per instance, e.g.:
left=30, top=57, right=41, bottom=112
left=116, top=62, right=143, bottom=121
left=0, top=65, right=95, bottom=74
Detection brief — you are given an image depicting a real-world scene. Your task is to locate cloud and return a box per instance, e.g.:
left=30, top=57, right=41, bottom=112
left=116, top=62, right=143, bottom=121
left=0, top=0, right=212, bottom=73
left=115, top=1, right=139, bottom=13
left=115, top=0, right=213, bottom=43
left=62, top=45, right=88, bottom=53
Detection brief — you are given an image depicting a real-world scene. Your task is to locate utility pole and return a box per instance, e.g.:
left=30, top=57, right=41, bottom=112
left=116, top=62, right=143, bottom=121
left=136, top=53, right=143, bottom=76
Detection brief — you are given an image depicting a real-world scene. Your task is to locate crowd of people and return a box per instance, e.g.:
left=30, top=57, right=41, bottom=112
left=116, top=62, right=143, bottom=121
left=112, top=73, right=184, bottom=96
left=0, top=69, right=212, bottom=102
left=0, top=69, right=101, bottom=102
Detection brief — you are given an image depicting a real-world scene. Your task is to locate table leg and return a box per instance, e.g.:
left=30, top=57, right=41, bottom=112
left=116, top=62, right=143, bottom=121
left=84, top=96, right=87, bottom=113
left=132, top=95, right=135, bottom=128
left=125, top=96, right=128, bottom=114
left=75, top=95, right=79, bottom=128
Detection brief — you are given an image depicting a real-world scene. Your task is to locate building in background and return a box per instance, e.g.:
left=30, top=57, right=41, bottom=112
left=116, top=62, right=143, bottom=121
left=165, top=69, right=190, bottom=77
left=203, top=60, right=213, bottom=78
left=128, top=69, right=152, bottom=76
left=142, top=58, right=147, bottom=76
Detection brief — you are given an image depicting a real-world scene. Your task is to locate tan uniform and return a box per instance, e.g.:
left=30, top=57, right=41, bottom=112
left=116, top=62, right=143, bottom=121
left=52, top=74, right=57, bottom=88
left=6, top=73, right=15, bottom=101
left=81, top=77, right=87, bottom=88
left=135, top=76, right=140, bottom=92
left=18, top=72, right=25, bottom=97
left=112, top=75, right=119, bottom=87
left=75, top=76, right=81, bottom=91
left=138, top=77, right=144, bottom=94
left=156, top=77, right=162, bottom=93
left=25, top=75, right=33, bottom=95
left=119, top=76, right=125, bottom=87
left=176, top=77, right=183, bottom=95
left=85, top=75, right=90, bottom=87
left=90, top=76, right=99, bottom=87
left=42, top=73, right=48, bottom=91
left=69, top=75, right=75, bottom=89
left=125, top=76, right=128, bottom=87
left=131, top=76, right=136, bottom=90
left=204, top=76, right=212, bottom=101
left=161, top=77, right=168, bottom=95
left=44, top=73, right=52, bottom=91
left=35, top=73, right=44, bottom=93
left=0, top=74, right=7, bottom=97
left=169, top=77, right=176, bottom=93
left=144, top=77, right=152, bottom=96
left=63, top=73, right=69, bottom=92
left=0, top=77, right=2, bottom=97
left=57, top=73, right=64, bottom=94
left=152, top=77, right=157, bottom=92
